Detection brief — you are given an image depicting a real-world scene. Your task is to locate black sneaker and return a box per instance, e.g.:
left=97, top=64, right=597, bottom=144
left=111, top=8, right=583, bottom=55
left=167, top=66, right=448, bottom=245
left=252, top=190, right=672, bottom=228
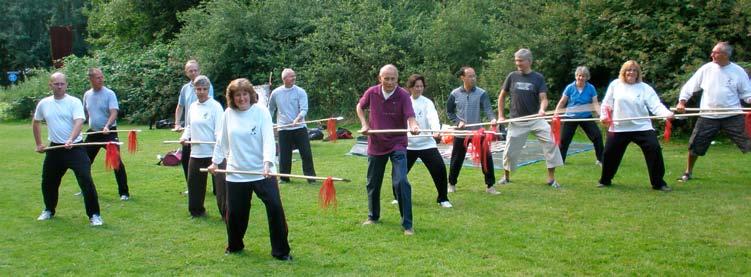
left=655, top=185, right=673, bottom=192
left=274, top=255, right=293, bottom=261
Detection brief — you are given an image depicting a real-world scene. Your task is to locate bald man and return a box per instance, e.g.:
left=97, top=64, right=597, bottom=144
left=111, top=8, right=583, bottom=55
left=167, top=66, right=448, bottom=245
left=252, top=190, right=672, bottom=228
left=33, top=72, right=103, bottom=226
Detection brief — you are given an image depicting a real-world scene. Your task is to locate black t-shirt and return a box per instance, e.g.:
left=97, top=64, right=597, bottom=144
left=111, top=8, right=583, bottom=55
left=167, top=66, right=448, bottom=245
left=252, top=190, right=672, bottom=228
left=502, top=71, right=548, bottom=118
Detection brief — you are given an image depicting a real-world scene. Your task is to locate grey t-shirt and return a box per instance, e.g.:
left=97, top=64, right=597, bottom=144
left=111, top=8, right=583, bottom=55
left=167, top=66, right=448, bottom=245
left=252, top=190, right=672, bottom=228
left=83, top=86, right=119, bottom=130
left=502, top=71, right=548, bottom=118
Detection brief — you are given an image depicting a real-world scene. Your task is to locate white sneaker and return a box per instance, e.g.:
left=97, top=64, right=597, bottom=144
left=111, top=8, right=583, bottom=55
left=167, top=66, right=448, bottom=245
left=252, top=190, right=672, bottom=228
left=548, top=180, right=561, bottom=189
left=120, top=195, right=130, bottom=201
left=497, top=177, right=510, bottom=185
left=37, top=210, right=53, bottom=221
left=183, top=190, right=189, bottom=195
left=447, top=185, right=456, bottom=193
left=90, top=214, right=104, bottom=226
left=74, top=191, right=82, bottom=196
left=595, top=160, right=603, bottom=167
left=439, top=201, right=453, bottom=208
left=486, top=187, right=501, bottom=195
left=391, top=199, right=398, bottom=205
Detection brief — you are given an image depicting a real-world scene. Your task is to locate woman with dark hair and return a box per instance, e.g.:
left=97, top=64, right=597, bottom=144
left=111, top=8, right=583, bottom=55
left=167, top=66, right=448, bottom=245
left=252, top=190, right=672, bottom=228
left=208, top=78, right=291, bottom=260
left=598, top=60, right=673, bottom=191
left=392, top=74, right=452, bottom=208
left=553, top=66, right=604, bottom=165
left=180, top=75, right=226, bottom=218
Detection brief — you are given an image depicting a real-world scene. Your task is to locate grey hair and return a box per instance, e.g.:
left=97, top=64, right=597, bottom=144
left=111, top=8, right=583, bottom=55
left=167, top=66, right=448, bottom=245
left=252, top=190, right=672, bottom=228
left=87, top=67, right=102, bottom=77
left=514, top=48, right=533, bottom=62
left=717, top=42, right=733, bottom=57
left=192, top=75, right=210, bottom=88
left=575, top=66, right=590, bottom=80
left=379, top=64, right=399, bottom=77
left=185, top=59, right=199, bottom=69
left=281, top=68, right=295, bottom=79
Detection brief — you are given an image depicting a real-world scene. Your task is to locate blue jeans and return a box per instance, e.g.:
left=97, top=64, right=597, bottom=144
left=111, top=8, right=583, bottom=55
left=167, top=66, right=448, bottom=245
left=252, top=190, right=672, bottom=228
left=366, top=150, right=413, bottom=229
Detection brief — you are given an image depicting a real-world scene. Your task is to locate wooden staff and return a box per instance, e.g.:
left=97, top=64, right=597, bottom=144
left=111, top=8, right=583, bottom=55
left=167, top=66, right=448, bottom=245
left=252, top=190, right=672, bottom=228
left=552, top=111, right=749, bottom=123
left=363, top=129, right=502, bottom=135
left=671, top=107, right=751, bottom=112
left=82, top=129, right=142, bottom=135
left=274, top=116, right=344, bottom=129
left=200, top=168, right=350, bottom=182
left=163, top=140, right=216, bottom=144
left=43, top=142, right=123, bottom=151
left=461, top=114, right=557, bottom=128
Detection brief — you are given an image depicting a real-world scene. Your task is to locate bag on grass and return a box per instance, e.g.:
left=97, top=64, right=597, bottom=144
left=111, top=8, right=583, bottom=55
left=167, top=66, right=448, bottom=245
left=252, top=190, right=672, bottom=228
left=158, top=149, right=182, bottom=166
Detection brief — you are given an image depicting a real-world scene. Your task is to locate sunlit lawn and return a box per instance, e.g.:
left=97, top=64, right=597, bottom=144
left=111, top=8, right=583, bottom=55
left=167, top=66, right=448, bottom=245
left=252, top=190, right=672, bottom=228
left=0, top=121, right=749, bottom=275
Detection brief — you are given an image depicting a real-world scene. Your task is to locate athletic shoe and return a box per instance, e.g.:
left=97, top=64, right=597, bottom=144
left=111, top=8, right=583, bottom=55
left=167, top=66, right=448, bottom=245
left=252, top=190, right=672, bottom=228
left=120, top=195, right=130, bottom=201
left=677, top=172, right=692, bottom=182
left=597, top=183, right=610, bottom=188
left=391, top=199, right=398, bottom=205
left=486, top=187, right=501, bottom=195
left=447, top=185, right=456, bottom=193
left=548, top=180, right=561, bottom=189
left=274, top=255, right=293, bottom=261
left=595, top=160, right=603, bottom=167
left=404, top=228, right=415, bottom=236
left=439, top=201, right=453, bottom=208
left=90, top=214, right=103, bottom=226
left=656, top=185, right=673, bottom=192
left=497, top=177, right=510, bottom=185
left=362, top=219, right=378, bottom=225
left=37, top=210, right=53, bottom=221
left=74, top=191, right=82, bottom=196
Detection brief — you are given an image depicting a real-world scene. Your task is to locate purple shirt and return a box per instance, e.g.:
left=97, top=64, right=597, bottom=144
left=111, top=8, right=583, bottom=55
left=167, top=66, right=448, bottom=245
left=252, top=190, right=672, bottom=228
left=358, top=85, right=415, bottom=156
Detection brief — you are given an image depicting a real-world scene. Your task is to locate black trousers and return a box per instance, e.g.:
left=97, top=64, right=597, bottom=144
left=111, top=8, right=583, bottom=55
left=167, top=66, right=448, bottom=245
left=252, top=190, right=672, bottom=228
left=187, top=158, right=226, bottom=217
left=225, top=178, right=290, bottom=258
left=599, top=130, right=667, bottom=189
left=41, top=144, right=100, bottom=218
left=180, top=144, right=191, bottom=182
left=448, top=136, right=495, bottom=187
left=84, top=128, right=129, bottom=196
left=278, top=128, right=316, bottom=182
left=559, top=121, right=604, bottom=163
left=393, top=148, right=449, bottom=203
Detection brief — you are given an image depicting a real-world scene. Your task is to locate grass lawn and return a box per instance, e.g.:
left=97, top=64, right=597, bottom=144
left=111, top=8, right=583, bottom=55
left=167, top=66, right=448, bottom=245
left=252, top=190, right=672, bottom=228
left=0, top=121, right=749, bottom=275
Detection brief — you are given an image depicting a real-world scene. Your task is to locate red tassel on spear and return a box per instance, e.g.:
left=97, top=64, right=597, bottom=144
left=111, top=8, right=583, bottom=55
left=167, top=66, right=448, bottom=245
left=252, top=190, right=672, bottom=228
left=327, top=118, right=337, bottom=142
left=127, top=130, right=138, bottom=153
left=104, top=142, right=121, bottom=170
left=745, top=112, right=751, bottom=137
left=319, top=176, right=337, bottom=208
left=663, top=118, right=673, bottom=143
left=464, top=128, right=488, bottom=172
left=551, top=115, right=562, bottom=146
left=482, top=126, right=496, bottom=173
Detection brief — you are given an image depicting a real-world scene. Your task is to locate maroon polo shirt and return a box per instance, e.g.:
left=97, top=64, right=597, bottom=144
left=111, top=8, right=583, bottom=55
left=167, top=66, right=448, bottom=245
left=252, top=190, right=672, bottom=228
left=358, top=85, right=415, bottom=156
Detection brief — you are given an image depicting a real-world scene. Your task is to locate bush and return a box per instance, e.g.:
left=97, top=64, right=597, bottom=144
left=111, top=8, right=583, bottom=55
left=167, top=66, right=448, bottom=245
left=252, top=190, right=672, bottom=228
left=0, top=69, right=52, bottom=120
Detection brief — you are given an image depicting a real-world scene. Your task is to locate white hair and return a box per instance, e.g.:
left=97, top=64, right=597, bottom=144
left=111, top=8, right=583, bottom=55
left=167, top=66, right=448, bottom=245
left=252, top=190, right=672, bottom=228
left=514, top=48, right=533, bottom=62
left=379, top=64, right=398, bottom=77
left=281, top=68, right=295, bottom=79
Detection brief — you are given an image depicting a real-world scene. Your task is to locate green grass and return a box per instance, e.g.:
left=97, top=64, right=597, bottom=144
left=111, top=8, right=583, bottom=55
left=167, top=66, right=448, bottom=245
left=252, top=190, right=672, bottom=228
left=0, top=121, right=749, bottom=275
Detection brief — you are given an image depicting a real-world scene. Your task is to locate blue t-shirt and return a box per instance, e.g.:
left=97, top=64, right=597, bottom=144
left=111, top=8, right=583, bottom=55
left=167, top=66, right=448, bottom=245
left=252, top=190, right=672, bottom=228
left=562, top=81, right=597, bottom=118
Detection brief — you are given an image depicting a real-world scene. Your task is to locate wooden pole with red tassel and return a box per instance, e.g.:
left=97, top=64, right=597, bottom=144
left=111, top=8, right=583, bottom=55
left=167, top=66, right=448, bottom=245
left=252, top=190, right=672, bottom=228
left=200, top=168, right=350, bottom=208
left=82, top=129, right=141, bottom=153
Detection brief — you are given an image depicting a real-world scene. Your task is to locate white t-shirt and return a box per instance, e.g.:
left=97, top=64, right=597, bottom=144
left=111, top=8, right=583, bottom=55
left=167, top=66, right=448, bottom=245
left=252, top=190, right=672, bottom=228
left=33, top=94, right=86, bottom=143
left=407, top=96, right=440, bottom=150
left=679, top=62, right=751, bottom=119
left=180, top=98, right=224, bottom=158
left=601, top=79, right=672, bottom=132
left=212, top=105, right=276, bottom=182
